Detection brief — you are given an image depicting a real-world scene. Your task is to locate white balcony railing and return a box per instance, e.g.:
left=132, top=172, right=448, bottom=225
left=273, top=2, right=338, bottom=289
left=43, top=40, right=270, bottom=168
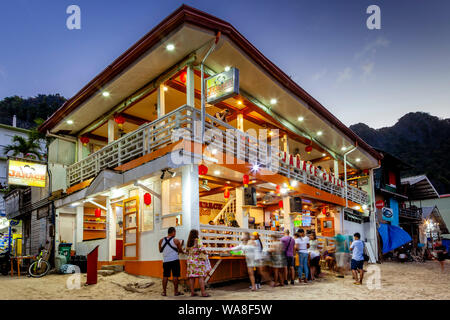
left=66, top=105, right=368, bottom=205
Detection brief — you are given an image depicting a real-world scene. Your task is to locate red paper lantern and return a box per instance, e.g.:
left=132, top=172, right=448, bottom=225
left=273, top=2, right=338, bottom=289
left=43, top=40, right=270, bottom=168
left=278, top=200, right=283, bottom=208
left=80, top=136, right=90, bottom=146
left=305, top=145, right=313, bottom=154
left=144, top=192, right=152, bottom=206
left=224, top=188, right=230, bottom=199
left=276, top=185, right=281, bottom=195
left=114, top=114, right=125, bottom=129
left=179, top=71, right=187, bottom=84
left=94, top=208, right=101, bottom=218
left=243, top=174, right=249, bottom=187
left=198, top=164, right=208, bottom=175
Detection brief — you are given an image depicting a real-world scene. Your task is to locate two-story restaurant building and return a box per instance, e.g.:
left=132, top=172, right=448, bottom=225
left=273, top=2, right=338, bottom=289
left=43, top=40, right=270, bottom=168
left=39, top=5, right=382, bottom=281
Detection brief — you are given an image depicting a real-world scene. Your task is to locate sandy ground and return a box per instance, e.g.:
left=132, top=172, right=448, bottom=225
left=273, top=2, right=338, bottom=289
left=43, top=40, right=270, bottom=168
left=0, top=261, right=449, bottom=300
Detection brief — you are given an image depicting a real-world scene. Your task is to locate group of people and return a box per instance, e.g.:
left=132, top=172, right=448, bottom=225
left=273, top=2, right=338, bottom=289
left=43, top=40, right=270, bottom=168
left=158, top=226, right=368, bottom=297
left=158, top=227, right=211, bottom=297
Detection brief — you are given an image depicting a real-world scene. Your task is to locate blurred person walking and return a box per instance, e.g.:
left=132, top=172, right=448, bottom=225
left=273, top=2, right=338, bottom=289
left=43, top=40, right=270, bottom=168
left=295, top=229, right=310, bottom=284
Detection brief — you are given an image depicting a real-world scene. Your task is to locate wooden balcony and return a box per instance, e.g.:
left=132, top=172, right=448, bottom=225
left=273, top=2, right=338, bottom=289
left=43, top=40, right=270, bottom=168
left=66, top=105, right=369, bottom=205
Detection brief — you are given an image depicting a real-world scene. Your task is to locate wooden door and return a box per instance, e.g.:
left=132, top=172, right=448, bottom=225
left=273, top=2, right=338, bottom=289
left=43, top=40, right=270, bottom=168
left=122, top=197, right=139, bottom=260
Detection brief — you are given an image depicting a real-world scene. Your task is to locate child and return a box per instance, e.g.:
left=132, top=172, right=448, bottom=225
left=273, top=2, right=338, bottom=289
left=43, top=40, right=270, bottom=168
left=350, top=233, right=365, bottom=285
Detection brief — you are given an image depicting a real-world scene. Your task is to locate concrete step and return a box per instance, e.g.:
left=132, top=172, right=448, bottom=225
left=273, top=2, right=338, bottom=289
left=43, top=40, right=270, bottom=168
left=98, top=269, right=115, bottom=276
left=101, top=265, right=124, bottom=272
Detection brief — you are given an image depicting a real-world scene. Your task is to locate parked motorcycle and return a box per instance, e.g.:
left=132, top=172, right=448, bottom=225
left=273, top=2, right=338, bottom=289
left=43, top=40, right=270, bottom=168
left=0, top=250, right=10, bottom=276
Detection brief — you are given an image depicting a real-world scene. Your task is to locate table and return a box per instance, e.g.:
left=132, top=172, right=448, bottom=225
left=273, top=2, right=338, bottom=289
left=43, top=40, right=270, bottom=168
left=10, top=256, right=35, bottom=277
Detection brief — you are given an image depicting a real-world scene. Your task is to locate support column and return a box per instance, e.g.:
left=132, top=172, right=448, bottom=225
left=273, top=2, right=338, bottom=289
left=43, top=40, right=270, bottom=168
left=235, top=187, right=248, bottom=229
left=182, top=165, right=200, bottom=234
left=369, top=168, right=378, bottom=260
left=75, top=206, right=84, bottom=251
left=157, top=84, right=166, bottom=118
left=237, top=114, right=244, bottom=131
left=282, top=133, right=289, bottom=153
left=186, top=65, right=195, bottom=107
left=334, top=160, right=339, bottom=177
left=282, top=196, right=292, bottom=233
left=77, top=140, right=83, bottom=161
left=106, top=197, right=115, bottom=261
left=108, top=119, right=115, bottom=143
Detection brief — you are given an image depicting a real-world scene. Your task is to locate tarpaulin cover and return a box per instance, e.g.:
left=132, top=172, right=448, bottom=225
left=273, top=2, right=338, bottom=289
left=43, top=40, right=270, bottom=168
left=378, top=224, right=412, bottom=254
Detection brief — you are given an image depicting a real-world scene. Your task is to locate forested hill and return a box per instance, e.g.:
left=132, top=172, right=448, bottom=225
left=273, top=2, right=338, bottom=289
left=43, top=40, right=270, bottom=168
left=350, top=112, right=450, bottom=195
left=0, top=94, right=66, bottom=129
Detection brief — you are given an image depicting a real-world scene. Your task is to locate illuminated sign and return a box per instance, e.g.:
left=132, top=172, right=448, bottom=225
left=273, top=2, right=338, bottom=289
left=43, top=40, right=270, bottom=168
left=206, top=68, right=239, bottom=104
left=7, top=159, right=47, bottom=188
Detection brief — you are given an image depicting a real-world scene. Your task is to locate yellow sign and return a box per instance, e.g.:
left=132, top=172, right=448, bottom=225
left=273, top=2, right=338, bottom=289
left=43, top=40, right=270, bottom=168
left=206, top=67, right=239, bottom=104
left=8, top=159, right=47, bottom=187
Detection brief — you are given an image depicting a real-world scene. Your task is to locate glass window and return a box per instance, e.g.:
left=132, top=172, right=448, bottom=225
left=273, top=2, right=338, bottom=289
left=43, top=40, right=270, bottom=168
left=161, top=176, right=182, bottom=228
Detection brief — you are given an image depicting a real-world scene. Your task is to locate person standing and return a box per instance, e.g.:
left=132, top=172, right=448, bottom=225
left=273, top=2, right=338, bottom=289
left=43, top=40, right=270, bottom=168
left=269, top=235, right=286, bottom=287
left=158, top=227, right=184, bottom=296
left=186, top=229, right=210, bottom=297
left=308, top=232, right=321, bottom=280
left=434, top=241, right=448, bottom=272
left=281, top=230, right=295, bottom=285
left=350, top=232, right=365, bottom=285
left=295, top=229, right=310, bottom=284
left=229, top=232, right=259, bottom=291
left=334, top=233, right=349, bottom=278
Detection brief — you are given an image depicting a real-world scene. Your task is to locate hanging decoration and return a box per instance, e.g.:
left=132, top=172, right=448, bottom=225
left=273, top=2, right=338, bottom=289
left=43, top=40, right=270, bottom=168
left=276, top=184, right=281, bottom=196
left=305, top=145, right=313, bottom=154
left=198, top=164, right=208, bottom=175
left=243, top=174, right=249, bottom=187
left=278, top=200, right=283, bottom=209
left=94, top=208, right=101, bottom=218
left=114, top=114, right=125, bottom=129
left=143, top=193, right=152, bottom=206
left=224, top=188, right=230, bottom=199
left=80, top=136, right=90, bottom=146
left=179, top=70, right=187, bottom=84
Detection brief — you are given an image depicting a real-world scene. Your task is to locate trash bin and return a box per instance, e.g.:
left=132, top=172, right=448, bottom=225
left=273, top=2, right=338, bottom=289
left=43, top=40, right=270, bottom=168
left=58, top=243, right=72, bottom=264
left=71, top=255, right=88, bottom=273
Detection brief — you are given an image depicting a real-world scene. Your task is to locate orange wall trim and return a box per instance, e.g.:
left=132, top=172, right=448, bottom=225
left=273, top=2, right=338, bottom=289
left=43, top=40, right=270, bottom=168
left=122, top=258, right=248, bottom=284
left=67, top=178, right=93, bottom=195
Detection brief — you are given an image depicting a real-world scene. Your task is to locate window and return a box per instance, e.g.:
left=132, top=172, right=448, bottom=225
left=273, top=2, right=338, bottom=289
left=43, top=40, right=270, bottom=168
left=161, top=176, right=182, bottom=228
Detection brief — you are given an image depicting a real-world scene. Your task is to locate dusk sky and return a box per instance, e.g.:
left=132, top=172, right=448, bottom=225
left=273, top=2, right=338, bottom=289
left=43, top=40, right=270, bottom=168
left=1, top=0, right=449, bottom=128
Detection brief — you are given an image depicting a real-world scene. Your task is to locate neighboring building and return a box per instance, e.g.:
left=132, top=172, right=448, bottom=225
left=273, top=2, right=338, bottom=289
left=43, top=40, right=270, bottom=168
left=0, top=120, right=32, bottom=216
left=38, top=5, right=382, bottom=279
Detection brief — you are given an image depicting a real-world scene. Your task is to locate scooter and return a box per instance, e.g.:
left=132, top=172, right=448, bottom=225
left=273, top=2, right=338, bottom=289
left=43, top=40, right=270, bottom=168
left=0, top=250, right=10, bottom=275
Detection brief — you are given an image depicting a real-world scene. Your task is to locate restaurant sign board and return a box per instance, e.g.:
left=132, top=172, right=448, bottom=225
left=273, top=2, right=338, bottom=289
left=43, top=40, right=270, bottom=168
left=206, top=67, right=239, bottom=104
left=8, top=159, right=47, bottom=188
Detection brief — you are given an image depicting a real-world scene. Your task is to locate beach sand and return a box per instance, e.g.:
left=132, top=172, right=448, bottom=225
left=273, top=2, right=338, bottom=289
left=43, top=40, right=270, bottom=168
left=0, top=261, right=448, bottom=300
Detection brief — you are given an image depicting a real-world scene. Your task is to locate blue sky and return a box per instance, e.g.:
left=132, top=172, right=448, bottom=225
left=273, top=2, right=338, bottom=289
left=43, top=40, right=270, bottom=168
left=0, top=0, right=449, bottom=128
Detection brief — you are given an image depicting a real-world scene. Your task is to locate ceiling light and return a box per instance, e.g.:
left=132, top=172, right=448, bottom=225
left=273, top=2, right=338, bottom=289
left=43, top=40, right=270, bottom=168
left=341, top=146, right=347, bottom=151
left=226, top=181, right=231, bottom=184
left=290, top=180, right=298, bottom=187
left=70, top=202, right=81, bottom=207
left=214, top=170, right=221, bottom=175
left=66, top=120, right=73, bottom=125
left=269, top=131, right=274, bottom=136
left=317, top=131, right=323, bottom=136
left=163, top=86, right=168, bottom=92
left=297, top=116, right=304, bottom=122
left=362, top=204, right=368, bottom=210
left=211, top=148, right=218, bottom=155
left=251, top=163, right=260, bottom=173
left=166, top=44, right=175, bottom=51
left=356, top=158, right=361, bottom=162
left=270, top=98, right=277, bottom=105
left=224, top=66, right=231, bottom=72
left=237, top=100, right=243, bottom=105
left=322, top=153, right=326, bottom=157
left=102, top=91, right=110, bottom=97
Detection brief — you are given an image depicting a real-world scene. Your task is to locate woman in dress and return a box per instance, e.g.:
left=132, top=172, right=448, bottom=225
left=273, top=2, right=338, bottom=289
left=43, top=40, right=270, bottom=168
left=269, top=235, right=287, bottom=287
left=229, top=232, right=261, bottom=291
left=186, top=229, right=210, bottom=297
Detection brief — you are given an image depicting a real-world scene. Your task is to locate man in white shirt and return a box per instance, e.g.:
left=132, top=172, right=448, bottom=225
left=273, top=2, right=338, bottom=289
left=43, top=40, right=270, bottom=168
left=294, top=229, right=310, bottom=283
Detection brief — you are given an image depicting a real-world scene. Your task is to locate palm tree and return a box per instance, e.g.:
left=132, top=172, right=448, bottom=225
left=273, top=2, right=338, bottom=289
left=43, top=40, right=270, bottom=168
left=3, top=134, right=43, bottom=161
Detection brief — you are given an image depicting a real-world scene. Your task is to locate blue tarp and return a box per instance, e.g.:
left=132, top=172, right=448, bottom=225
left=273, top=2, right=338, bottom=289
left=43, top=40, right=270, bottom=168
left=378, top=224, right=412, bottom=254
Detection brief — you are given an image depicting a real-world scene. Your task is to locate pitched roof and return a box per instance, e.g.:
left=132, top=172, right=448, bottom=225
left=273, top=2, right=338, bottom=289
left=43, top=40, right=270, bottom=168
left=401, top=175, right=440, bottom=200
left=38, top=4, right=382, bottom=161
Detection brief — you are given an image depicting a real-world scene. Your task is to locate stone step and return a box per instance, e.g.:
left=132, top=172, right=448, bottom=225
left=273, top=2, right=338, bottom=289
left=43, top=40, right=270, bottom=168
left=101, top=265, right=124, bottom=272
left=98, top=269, right=115, bottom=276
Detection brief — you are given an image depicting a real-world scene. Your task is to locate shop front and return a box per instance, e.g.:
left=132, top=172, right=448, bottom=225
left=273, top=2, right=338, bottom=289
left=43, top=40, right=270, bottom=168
left=43, top=5, right=382, bottom=281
